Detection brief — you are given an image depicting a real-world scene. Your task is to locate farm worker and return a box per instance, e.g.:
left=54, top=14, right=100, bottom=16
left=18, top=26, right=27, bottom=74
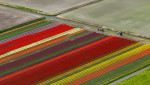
left=98, top=28, right=104, bottom=32
left=100, top=28, right=104, bottom=32
left=118, top=31, right=123, bottom=36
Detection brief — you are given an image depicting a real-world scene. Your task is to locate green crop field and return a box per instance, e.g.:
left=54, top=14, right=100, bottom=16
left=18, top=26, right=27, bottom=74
left=59, top=0, right=150, bottom=37
left=117, top=68, right=150, bottom=85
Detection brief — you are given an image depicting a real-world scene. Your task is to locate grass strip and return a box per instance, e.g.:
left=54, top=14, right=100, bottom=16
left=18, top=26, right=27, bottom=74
left=116, top=68, right=150, bottom=85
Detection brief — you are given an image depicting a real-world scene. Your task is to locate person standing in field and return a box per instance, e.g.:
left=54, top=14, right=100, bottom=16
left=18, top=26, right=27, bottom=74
left=118, top=31, right=123, bottom=36
left=98, top=28, right=104, bottom=32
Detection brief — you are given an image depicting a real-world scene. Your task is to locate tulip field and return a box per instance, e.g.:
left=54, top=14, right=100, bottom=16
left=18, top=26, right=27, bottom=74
left=0, top=21, right=150, bottom=85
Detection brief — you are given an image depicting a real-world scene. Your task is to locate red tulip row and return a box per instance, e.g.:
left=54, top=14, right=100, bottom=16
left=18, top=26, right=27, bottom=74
left=0, top=36, right=135, bottom=85
left=0, top=24, right=74, bottom=55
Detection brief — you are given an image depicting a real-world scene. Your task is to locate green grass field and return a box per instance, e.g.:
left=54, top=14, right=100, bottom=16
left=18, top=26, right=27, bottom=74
left=60, top=0, right=150, bottom=37
left=117, top=68, right=150, bottom=85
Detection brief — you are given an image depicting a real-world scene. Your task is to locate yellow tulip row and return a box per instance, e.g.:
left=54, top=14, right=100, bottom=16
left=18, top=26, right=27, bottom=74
left=0, top=28, right=82, bottom=58
left=50, top=44, right=150, bottom=85
left=38, top=42, right=142, bottom=85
